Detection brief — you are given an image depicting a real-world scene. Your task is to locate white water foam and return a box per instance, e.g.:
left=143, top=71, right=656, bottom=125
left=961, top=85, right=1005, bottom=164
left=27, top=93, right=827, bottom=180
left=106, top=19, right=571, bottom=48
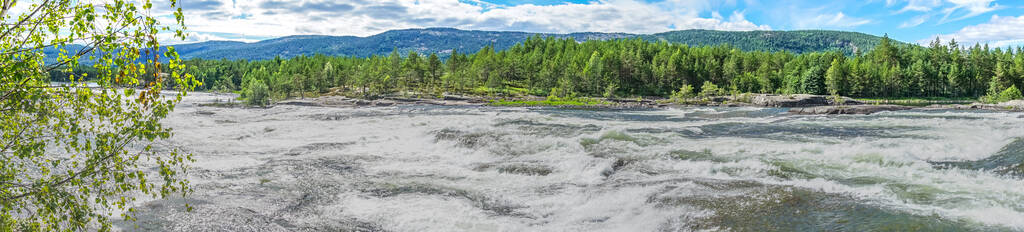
left=121, top=92, right=1024, bottom=231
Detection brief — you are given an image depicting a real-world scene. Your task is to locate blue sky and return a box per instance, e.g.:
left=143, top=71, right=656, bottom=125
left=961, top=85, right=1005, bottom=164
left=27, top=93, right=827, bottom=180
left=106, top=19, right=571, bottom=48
left=164, top=0, right=1024, bottom=47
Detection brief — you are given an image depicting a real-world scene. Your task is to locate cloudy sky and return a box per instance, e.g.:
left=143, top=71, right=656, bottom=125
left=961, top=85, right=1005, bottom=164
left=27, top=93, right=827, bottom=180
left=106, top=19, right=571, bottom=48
left=161, top=0, right=1024, bottom=47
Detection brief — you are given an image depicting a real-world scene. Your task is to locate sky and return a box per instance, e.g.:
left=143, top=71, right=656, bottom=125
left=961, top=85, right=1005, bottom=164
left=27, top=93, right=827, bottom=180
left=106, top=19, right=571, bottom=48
left=158, top=0, right=1024, bottom=47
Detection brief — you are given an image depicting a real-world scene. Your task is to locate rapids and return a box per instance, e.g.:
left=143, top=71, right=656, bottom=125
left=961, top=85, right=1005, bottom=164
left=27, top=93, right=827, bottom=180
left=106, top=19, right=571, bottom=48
left=116, top=92, right=1024, bottom=231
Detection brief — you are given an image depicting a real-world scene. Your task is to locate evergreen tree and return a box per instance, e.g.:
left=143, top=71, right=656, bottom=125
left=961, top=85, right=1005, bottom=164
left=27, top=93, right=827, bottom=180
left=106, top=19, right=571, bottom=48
left=802, top=66, right=826, bottom=95
left=427, top=53, right=443, bottom=89
left=825, top=58, right=847, bottom=95
left=583, top=52, right=604, bottom=94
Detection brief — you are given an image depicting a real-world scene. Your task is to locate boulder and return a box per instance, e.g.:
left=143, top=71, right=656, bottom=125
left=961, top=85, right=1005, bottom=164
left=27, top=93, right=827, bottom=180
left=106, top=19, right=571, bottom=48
left=383, top=97, right=423, bottom=102
left=443, top=94, right=471, bottom=101
left=275, top=99, right=322, bottom=107
left=352, top=99, right=372, bottom=106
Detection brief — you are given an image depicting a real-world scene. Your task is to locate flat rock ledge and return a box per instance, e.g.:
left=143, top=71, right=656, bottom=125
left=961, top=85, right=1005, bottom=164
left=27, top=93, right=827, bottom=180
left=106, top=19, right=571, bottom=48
left=275, top=95, right=488, bottom=107
left=750, top=94, right=862, bottom=107
left=789, top=105, right=913, bottom=115
left=931, top=100, right=1024, bottom=112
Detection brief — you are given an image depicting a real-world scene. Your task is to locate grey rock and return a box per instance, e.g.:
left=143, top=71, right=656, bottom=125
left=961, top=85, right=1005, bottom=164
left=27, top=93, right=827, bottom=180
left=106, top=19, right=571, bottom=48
left=275, top=99, right=323, bottom=107
left=443, top=95, right=471, bottom=101
left=935, top=102, right=1024, bottom=112
left=789, top=105, right=912, bottom=115
left=384, top=97, right=423, bottom=102
left=750, top=94, right=862, bottom=107
left=352, top=99, right=372, bottom=106
left=998, top=100, right=1024, bottom=109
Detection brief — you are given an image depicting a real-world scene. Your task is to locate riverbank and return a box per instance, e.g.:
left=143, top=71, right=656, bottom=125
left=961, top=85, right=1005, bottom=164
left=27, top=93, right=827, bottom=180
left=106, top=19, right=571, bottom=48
left=199, top=92, right=1024, bottom=115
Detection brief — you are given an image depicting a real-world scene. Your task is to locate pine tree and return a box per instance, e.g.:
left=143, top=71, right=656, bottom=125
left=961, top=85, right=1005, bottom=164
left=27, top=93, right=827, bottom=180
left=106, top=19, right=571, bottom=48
left=583, top=52, right=604, bottom=94
left=802, top=65, right=826, bottom=95
left=825, top=58, right=847, bottom=96
left=427, top=53, right=443, bottom=90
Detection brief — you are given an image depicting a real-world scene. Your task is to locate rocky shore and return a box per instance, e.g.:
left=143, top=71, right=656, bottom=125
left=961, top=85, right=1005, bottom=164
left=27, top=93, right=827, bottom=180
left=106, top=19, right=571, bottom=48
left=207, top=93, right=1023, bottom=115
left=927, top=100, right=1024, bottom=112
left=274, top=95, right=489, bottom=107
left=788, top=105, right=914, bottom=115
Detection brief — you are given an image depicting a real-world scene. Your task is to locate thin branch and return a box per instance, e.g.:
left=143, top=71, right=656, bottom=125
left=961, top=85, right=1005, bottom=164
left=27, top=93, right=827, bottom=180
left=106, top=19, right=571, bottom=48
left=0, top=14, right=76, bottom=25
left=0, top=0, right=16, bottom=20
left=12, top=1, right=48, bottom=57
left=0, top=73, right=33, bottom=103
left=0, top=122, right=33, bottom=155
left=3, top=130, right=135, bottom=202
left=0, top=33, right=88, bottom=56
left=0, top=11, right=146, bottom=71
left=42, top=41, right=96, bottom=72
left=0, top=0, right=48, bottom=40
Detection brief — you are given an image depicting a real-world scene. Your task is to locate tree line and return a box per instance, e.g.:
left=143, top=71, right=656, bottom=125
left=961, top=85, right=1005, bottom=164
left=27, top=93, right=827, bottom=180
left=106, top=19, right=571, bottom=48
left=171, top=35, right=1024, bottom=105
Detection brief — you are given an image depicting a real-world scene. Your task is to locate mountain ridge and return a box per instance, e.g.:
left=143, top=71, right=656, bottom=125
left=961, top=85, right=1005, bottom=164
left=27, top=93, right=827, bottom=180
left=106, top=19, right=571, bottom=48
left=169, top=27, right=894, bottom=60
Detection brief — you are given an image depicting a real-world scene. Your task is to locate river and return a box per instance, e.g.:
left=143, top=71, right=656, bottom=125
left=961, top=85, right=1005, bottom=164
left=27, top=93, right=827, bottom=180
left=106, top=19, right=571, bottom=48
left=116, top=92, right=1024, bottom=231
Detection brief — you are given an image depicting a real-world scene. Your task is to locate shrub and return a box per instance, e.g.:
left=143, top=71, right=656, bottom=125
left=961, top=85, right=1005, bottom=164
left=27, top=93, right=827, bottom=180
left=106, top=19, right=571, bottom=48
left=831, top=93, right=846, bottom=106
left=548, top=87, right=561, bottom=101
left=998, top=85, right=1023, bottom=103
left=671, top=84, right=695, bottom=102
left=984, top=85, right=1024, bottom=103
left=603, top=84, right=619, bottom=98
left=245, top=79, right=271, bottom=106
left=700, top=81, right=721, bottom=97
left=736, top=93, right=753, bottom=103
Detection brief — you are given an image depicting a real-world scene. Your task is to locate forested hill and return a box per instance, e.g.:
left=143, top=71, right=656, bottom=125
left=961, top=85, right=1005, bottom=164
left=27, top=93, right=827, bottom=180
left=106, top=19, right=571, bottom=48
left=640, top=30, right=885, bottom=54
left=171, top=28, right=633, bottom=60
left=170, top=28, right=891, bottom=60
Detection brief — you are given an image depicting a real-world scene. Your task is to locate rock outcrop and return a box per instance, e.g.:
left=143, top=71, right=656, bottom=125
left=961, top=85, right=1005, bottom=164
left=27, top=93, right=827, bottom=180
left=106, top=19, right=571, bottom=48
left=999, top=100, right=1024, bottom=110
left=789, top=105, right=912, bottom=115
left=936, top=100, right=1024, bottom=112
left=750, top=94, right=862, bottom=107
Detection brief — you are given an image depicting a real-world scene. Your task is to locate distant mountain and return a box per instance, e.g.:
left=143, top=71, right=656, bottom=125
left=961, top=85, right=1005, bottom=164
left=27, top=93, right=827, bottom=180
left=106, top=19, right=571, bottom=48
left=169, top=28, right=638, bottom=60
left=52, top=28, right=896, bottom=62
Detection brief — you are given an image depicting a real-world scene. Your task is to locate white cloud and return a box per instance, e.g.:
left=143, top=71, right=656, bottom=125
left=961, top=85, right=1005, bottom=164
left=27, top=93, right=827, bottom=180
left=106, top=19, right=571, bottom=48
left=886, top=0, right=999, bottom=14
left=892, top=0, right=942, bottom=13
left=159, top=32, right=259, bottom=45
left=988, top=39, right=1024, bottom=48
left=795, top=12, right=872, bottom=29
left=899, top=14, right=930, bottom=28
left=887, top=0, right=1001, bottom=23
left=925, top=14, right=1024, bottom=47
left=940, top=0, right=1002, bottom=22
left=156, top=0, right=770, bottom=43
